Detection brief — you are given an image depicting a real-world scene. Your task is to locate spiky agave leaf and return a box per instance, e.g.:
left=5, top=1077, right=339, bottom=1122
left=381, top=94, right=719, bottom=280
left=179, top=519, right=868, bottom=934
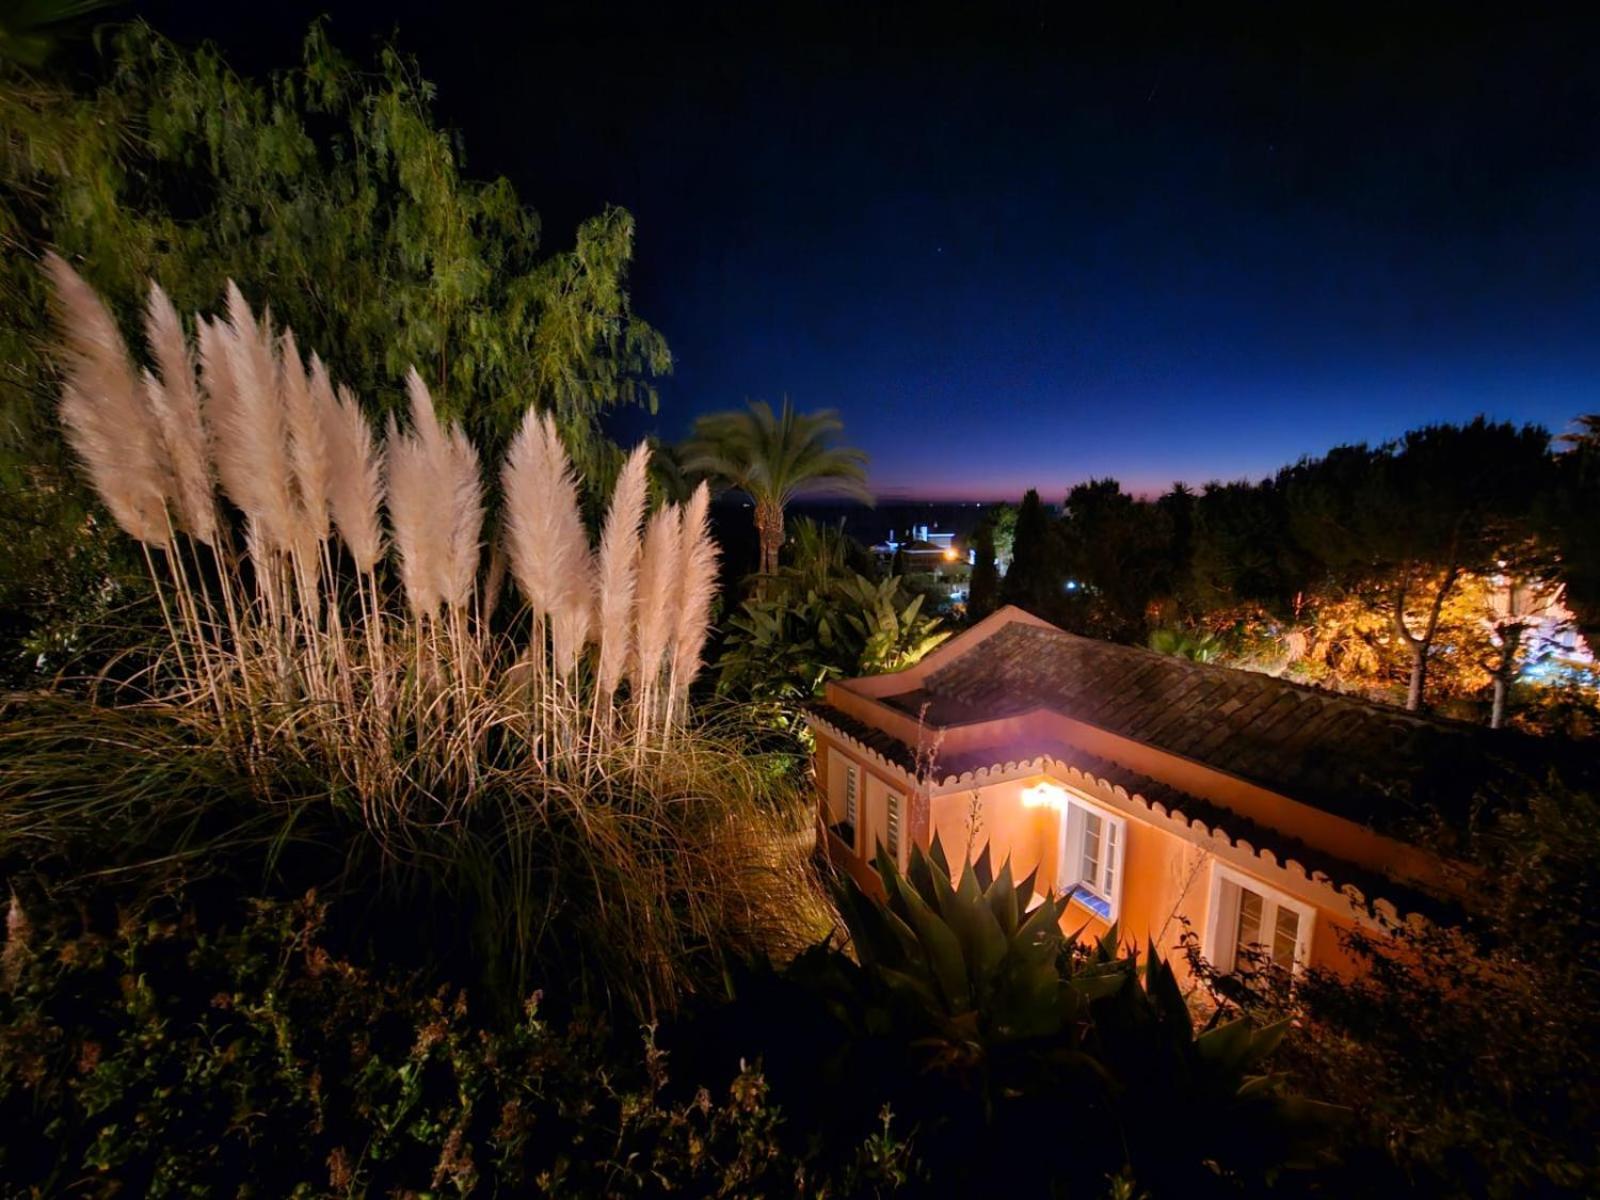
left=43, top=253, right=171, bottom=547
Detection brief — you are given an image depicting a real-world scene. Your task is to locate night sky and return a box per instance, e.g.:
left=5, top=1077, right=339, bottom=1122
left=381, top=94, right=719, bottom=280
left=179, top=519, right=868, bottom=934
left=144, top=3, right=1600, bottom=500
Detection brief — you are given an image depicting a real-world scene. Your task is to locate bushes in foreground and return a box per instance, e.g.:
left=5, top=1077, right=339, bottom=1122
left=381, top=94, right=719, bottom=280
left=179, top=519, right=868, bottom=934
left=1, top=841, right=1348, bottom=1198
left=0, top=890, right=908, bottom=1198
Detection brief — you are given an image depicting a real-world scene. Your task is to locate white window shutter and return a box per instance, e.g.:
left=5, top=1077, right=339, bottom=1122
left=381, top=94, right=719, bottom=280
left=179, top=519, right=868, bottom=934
left=1062, top=801, right=1087, bottom=891
left=1104, top=813, right=1126, bottom=919
left=1212, top=877, right=1242, bottom=969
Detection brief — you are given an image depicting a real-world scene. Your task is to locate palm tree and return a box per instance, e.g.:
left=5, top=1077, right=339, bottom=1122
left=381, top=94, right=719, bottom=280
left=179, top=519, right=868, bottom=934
left=685, top=399, right=870, bottom=577
left=1557, top=413, right=1600, bottom=451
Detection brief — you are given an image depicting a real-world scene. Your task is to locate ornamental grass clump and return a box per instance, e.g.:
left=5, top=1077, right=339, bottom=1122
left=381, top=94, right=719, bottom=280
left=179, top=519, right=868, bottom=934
left=6, top=254, right=826, bottom=1016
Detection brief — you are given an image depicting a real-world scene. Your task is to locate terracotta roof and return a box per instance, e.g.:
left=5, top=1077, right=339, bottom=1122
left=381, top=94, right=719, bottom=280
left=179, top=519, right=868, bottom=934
left=806, top=700, right=1450, bottom=924
left=878, top=620, right=1572, bottom=834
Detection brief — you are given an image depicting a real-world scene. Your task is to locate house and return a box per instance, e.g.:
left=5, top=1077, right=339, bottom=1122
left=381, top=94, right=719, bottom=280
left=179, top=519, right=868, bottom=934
left=805, top=606, right=1545, bottom=979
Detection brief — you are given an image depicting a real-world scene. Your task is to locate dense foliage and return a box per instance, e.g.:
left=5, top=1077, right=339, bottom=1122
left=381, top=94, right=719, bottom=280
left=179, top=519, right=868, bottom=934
left=0, top=838, right=1348, bottom=1198
left=1185, top=780, right=1600, bottom=1198
left=718, top=520, right=948, bottom=725
left=0, top=890, right=905, bottom=1198
left=986, top=420, right=1599, bottom=726
left=1, top=19, right=669, bottom=680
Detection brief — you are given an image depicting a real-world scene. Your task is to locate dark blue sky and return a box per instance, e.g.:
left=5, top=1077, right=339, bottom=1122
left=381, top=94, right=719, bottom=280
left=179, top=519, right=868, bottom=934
left=149, top=2, right=1600, bottom=499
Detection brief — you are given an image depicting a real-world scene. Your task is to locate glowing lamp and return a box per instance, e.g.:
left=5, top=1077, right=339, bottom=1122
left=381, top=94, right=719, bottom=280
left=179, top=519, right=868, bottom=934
left=943, top=547, right=958, bottom=561
left=1021, top=782, right=1069, bottom=811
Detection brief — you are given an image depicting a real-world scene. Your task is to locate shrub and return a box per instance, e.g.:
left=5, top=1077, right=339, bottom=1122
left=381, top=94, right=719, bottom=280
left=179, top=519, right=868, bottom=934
left=0, top=889, right=908, bottom=1198
left=1183, top=780, right=1600, bottom=1198
left=0, top=260, right=831, bottom=1020
left=686, top=840, right=1346, bottom=1198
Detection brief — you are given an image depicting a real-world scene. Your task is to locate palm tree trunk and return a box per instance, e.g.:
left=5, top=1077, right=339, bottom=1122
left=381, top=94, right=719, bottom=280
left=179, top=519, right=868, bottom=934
left=756, top=497, right=784, bottom=577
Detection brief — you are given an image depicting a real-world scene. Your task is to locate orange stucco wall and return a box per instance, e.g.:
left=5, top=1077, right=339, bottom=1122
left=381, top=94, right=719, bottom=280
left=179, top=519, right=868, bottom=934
left=813, top=729, right=1368, bottom=979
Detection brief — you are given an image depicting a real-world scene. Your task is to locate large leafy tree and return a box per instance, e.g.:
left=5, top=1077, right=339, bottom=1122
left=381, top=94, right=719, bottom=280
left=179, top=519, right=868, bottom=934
left=1056, top=477, right=1175, bottom=642
left=0, top=18, right=669, bottom=679
left=1285, top=420, right=1552, bottom=712
left=685, top=399, right=870, bottom=578
left=1548, top=414, right=1600, bottom=645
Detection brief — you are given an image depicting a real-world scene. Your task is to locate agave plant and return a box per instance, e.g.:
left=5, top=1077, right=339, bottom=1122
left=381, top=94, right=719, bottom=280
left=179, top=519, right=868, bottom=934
left=747, top=835, right=1349, bottom=1194
left=838, top=838, right=1126, bottom=1071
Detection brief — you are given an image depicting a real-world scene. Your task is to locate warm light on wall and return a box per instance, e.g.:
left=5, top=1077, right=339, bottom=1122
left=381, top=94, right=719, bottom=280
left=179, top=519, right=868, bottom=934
left=943, top=547, right=958, bottom=560
left=1021, top=782, right=1069, bottom=812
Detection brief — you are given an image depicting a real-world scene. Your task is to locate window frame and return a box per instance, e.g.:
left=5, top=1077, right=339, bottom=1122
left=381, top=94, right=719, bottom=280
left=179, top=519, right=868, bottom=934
left=885, top=788, right=903, bottom=863
left=1055, top=792, right=1126, bottom=921
left=842, top=758, right=860, bottom=851
left=1204, top=862, right=1316, bottom=975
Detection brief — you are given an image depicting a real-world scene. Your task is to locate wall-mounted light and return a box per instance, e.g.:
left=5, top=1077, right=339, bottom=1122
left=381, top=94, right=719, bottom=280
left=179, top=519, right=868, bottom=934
left=1021, top=782, right=1069, bottom=811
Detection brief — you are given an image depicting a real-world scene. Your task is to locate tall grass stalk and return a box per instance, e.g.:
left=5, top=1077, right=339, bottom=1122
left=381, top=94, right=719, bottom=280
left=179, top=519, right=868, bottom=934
left=17, top=256, right=828, bottom=1016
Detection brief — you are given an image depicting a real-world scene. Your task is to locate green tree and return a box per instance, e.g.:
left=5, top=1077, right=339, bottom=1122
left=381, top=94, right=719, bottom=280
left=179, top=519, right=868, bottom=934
left=1286, top=421, right=1552, bottom=711
left=685, top=399, right=871, bottom=578
left=0, top=18, right=669, bottom=679
left=967, top=516, right=999, bottom=620
left=998, top=489, right=1061, bottom=616
left=1057, top=477, right=1175, bottom=642
left=1548, top=415, right=1600, bottom=645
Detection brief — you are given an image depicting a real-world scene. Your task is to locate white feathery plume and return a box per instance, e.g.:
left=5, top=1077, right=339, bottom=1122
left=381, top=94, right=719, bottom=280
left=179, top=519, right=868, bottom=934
left=43, top=253, right=171, bottom=547
left=594, top=442, right=651, bottom=697
left=502, top=409, right=587, bottom=623
left=196, top=315, right=239, bottom=494
left=410, top=370, right=483, bottom=610
left=552, top=554, right=595, bottom=679
left=279, top=329, right=330, bottom=547
left=631, top=503, right=681, bottom=695
left=388, top=370, right=483, bottom=615
left=217, top=282, right=297, bottom=551
left=542, top=416, right=597, bottom=653
left=385, top=407, right=442, bottom=617
left=321, top=376, right=385, bottom=573
left=669, top=481, right=720, bottom=697
left=143, top=283, right=216, bottom=544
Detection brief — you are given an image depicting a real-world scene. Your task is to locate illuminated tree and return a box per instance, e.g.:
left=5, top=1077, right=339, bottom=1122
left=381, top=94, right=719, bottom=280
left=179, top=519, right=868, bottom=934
left=1286, top=420, right=1551, bottom=712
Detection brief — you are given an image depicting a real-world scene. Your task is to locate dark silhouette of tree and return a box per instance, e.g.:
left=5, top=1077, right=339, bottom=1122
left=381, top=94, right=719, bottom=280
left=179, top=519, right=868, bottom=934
left=999, top=489, right=1062, bottom=617
left=1057, top=478, right=1173, bottom=642
left=968, top=517, right=999, bottom=620
left=1187, top=478, right=1314, bottom=618
left=1547, top=416, right=1600, bottom=646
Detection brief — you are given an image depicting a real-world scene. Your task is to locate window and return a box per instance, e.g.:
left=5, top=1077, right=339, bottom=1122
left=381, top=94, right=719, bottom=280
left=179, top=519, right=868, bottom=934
left=885, top=790, right=903, bottom=858
left=1206, top=865, right=1314, bottom=975
left=1058, top=797, right=1125, bottom=920
left=842, top=759, right=860, bottom=848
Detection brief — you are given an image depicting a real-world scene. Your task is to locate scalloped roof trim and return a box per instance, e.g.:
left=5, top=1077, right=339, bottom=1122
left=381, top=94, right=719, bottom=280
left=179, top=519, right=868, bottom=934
left=805, top=709, right=1423, bottom=928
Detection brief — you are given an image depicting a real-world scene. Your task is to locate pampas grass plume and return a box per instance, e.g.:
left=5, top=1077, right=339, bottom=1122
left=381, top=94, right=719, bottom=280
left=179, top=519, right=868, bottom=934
left=321, top=376, right=385, bottom=573
left=43, top=253, right=171, bottom=547
left=143, top=283, right=216, bottom=544
left=218, top=282, right=297, bottom=551
left=632, top=503, right=681, bottom=693
left=595, top=442, right=650, bottom=696
left=670, top=481, right=719, bottom=696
